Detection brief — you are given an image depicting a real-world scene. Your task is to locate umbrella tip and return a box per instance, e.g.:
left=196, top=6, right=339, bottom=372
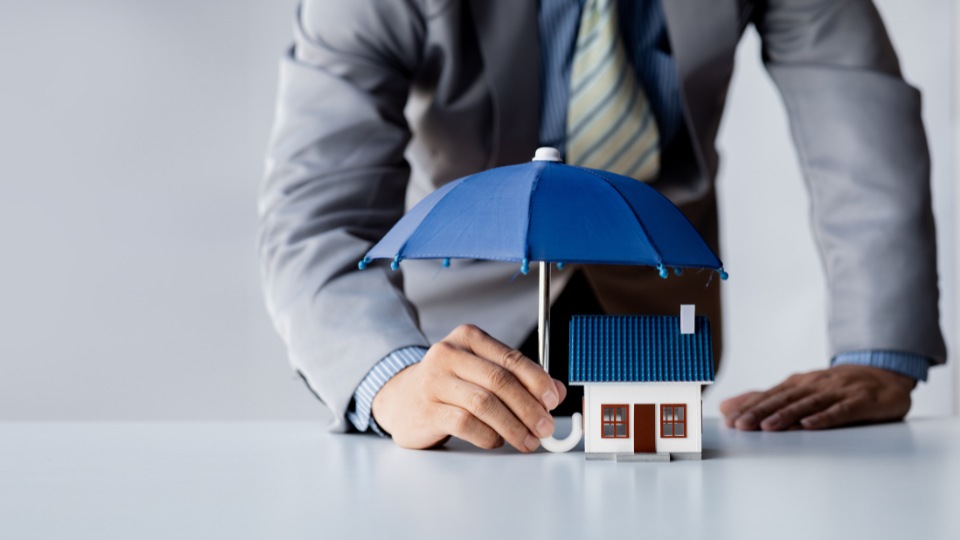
left=358, top=257, right=371, bottom=270
left=718, top=268, right=729, bottom=280
left=391, top=256, right=401, bottom=271
left=442, top=258, right=451, bottom=268
left=657, top=264, right=668, bottom=279
left=521, top=258, right=530, bottom=275
left=532, top=147, right=562, bottom=162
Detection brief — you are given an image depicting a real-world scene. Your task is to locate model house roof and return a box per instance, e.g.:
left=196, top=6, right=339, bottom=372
left=569, top=315, right=715, bottom=384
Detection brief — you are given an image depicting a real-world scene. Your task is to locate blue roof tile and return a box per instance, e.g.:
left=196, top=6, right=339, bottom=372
left=569, top=315, right=715, bottom=384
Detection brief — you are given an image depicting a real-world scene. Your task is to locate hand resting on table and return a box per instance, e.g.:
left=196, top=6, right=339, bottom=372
left=721, top=365, right=915, bottom=431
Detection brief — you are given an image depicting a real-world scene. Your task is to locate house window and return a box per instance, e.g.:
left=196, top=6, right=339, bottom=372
left=661, top=404, right=687, bottom=438
left=601, top=405, right=629, bottom=438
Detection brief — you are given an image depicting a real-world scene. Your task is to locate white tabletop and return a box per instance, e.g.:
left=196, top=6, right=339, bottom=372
left=2, top=419, right=957, bottom=540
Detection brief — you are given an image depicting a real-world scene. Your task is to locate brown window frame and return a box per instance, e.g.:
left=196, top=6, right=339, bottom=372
left=600, top=404, right=630, bottom=439
left=660, top=404, right=687, bottom=439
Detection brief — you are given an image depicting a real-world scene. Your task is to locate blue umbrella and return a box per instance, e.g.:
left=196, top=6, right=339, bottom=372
left=363, top=147, right=725, bottom=276
left=360, top=147, right=727, bottom=451
left=361, top=146, right=726, bottom=363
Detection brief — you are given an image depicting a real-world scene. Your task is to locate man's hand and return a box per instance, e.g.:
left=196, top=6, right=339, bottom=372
left=720, top=365, right=915, bottom=431
left=371, top=324, right=566, bottom=452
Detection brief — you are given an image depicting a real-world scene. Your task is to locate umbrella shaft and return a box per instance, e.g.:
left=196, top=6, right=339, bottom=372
left=538, top=262, right=550, bottom=373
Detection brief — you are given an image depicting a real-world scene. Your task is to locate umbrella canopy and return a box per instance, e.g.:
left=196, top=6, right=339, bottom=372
left=362, top=148, right=725, bottom=278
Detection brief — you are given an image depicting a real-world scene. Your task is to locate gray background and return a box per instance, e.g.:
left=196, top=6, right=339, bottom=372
left=0, top=0, right=955, bottom=422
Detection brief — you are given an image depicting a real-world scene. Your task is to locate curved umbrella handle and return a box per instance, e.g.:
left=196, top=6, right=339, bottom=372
left=539, top=413, right=583, bottom=453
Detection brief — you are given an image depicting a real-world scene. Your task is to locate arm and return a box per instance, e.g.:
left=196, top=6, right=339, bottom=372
left=260, top=2, right=565, bottom=447
left=259, top=0, right=430, bottom=432
left=721, top=0, right=946, bottom=430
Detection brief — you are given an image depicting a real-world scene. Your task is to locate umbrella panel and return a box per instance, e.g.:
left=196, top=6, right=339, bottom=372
left=584, top=168, right=722, bottom=268
left=397, top=164, right=533, bottom=261
left=527, top=164, right=661, bottom=265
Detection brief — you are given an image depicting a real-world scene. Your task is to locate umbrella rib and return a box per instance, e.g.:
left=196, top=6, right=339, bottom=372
left=522, top=163, right=547, bottom=264
left=569, top=166, right=666, bottom=265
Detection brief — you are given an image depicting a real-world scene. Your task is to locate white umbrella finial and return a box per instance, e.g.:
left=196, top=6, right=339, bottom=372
left=533, top=147, right=562, bottom=162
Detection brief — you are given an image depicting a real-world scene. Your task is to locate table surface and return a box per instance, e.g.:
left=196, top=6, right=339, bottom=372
left=2, top=419, right=957, bottom=540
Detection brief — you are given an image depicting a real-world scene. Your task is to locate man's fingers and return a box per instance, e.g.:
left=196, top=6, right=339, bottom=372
left=436, top=378, right=542, bottom=452
left=439, top=346, right=555, bottom=440
left=732, top=387, right=813, bottom=431
left=436, top=403, right=505, bottom=450
left=448, top=324, right=561, bottom=410
left=800, top=399, right=861, bottom=430
left=759, top=392, right=840, bottom=431
left=722, top=375, right=813, bottom=429
left=720, top=391, right=765, bottom=428
left=720, top=391, right=760, bottom=416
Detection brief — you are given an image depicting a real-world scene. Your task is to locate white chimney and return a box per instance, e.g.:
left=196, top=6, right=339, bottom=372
left=681, top=304, right=695, bottom=334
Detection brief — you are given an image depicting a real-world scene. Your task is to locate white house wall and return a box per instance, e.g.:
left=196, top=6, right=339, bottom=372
left=582, top=383, right=703, bottom=454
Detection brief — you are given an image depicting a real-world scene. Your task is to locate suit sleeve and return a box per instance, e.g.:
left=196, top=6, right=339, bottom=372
left=753, top=0, right=946, bottom=363
left=258, top=0, right=431, bottom=431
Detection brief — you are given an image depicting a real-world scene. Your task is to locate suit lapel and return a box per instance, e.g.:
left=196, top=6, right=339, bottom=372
left=469, top=0, right=541, bottom=167
left=660, top=0, right=740, bottom=179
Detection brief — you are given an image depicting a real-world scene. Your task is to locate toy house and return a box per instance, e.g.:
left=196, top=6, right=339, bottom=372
left=569, top=305, right=714, bottom=462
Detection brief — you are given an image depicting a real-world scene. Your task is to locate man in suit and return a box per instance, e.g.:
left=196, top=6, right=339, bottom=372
left=258, top=0, right=946, bottom=452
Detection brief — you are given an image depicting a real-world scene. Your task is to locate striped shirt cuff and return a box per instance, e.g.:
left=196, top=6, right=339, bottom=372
left=832, top=350, right=931, bottom=382
left=347, top=346, right=428, bottom=436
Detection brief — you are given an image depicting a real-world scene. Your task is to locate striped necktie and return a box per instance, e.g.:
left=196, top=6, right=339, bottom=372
left=566, top=0, right=660, bottom=182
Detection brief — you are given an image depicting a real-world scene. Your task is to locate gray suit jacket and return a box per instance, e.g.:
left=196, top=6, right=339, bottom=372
left=259, top=0, right=946, bottom=431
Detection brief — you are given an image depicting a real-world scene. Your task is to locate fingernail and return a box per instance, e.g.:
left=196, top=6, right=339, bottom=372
left=553, top=379, right=567, bottom=400
left=801, top=417, right=816, bottom=429
left=542, top=390, right=559, bottom=410
left=524, top=435, right=540, bottom=452
left=536, top=417, right=554, bottom=438
left=761, top=414, right=782, bottom=431
left=736, top=412, right=757, bottom=429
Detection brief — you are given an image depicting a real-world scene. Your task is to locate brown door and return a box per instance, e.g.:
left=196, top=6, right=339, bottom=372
left=634, top=404, right=656, bottom=453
